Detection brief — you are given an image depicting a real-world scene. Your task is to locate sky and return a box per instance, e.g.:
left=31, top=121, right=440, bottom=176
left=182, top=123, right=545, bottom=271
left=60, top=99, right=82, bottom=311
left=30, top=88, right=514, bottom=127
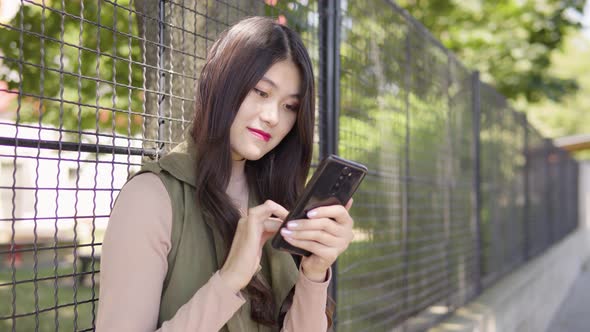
left=584, top=0, right=590, bottom=39
left=569, top=0, right=590, bottom=39
left=562, top=0, right=590, bottom=52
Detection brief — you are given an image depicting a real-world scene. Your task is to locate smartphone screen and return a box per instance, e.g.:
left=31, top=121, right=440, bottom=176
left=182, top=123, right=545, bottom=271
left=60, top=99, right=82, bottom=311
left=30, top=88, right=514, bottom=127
left=271, top=155, right=367, bottom=256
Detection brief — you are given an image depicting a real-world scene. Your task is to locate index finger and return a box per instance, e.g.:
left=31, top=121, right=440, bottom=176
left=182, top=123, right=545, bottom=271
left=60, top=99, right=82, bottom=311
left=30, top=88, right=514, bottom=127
left=248, top=199, right=289, bottom=221
left=307, top=204, right=352, bottom=225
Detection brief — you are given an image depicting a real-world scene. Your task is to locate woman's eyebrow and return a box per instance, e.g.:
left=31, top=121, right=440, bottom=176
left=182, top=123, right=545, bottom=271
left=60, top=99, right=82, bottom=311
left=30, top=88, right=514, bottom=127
left=260, top=77, right=300, bottom=98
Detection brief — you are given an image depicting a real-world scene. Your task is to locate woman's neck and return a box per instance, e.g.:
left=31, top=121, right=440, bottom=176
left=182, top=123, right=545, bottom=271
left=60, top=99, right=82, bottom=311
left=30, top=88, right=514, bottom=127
left=230, top=157, right=246, bottom=182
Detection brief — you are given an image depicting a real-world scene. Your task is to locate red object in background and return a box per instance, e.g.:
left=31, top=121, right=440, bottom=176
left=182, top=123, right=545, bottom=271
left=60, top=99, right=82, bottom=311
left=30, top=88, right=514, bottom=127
left=5, top=244, right=22, bottom=268
left=277, top=14, right=287, bottom=26
left=0, top=81, right=18, bottom=113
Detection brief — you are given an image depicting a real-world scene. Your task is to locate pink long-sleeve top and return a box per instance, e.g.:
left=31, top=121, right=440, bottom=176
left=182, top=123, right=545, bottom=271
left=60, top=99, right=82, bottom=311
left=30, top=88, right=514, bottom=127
left=96, top=172, right=330, bottom=331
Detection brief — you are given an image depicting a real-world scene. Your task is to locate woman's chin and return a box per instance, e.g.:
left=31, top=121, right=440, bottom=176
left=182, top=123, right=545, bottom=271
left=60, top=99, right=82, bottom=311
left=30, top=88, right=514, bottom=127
left=239, top=149, right=268, bottom=161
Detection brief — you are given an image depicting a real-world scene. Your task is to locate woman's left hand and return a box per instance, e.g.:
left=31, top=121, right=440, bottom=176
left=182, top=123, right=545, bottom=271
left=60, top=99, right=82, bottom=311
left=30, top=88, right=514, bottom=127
left=280, top=199, right=354, bottom=282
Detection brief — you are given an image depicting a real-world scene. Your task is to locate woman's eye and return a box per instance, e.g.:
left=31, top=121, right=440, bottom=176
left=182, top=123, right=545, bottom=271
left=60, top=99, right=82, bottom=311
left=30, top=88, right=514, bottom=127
left=253, top=88, right=268, bottom=98
left=285, top=104, right=299, bottom=112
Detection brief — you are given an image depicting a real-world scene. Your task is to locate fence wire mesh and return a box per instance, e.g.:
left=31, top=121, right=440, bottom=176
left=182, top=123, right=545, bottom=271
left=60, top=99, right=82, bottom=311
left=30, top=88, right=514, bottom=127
left=0, top=0, right=580, bottom=331
left=335, top=2, right=479, bottom=330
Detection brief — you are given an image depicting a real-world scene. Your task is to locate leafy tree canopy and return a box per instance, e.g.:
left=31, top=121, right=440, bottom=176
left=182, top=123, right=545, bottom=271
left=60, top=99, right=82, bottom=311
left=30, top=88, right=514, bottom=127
left=526, top=31, right=590, bottom=138
left=395, top=0, right=586, bottom=103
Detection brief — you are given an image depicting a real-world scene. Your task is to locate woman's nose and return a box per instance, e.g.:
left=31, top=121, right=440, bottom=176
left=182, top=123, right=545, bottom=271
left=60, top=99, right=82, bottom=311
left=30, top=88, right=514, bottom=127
left=259, top=103, right=280, bottom=127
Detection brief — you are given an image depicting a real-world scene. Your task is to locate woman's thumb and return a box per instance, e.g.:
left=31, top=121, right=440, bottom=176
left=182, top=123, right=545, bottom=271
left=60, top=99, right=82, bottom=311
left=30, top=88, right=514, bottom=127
left=263, top=218, right=282, bottom=233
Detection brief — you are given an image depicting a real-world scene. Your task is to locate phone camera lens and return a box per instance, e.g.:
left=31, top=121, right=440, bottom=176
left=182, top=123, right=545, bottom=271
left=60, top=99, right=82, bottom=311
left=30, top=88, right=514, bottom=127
left=341, top=167, right=350, bottom=175
left=339, top=175, right=344, bottom=180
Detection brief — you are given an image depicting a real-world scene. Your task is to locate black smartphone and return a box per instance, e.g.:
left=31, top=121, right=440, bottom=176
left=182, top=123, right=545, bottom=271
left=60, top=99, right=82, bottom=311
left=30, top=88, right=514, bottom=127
left=271, top=154, right=368, bottom=256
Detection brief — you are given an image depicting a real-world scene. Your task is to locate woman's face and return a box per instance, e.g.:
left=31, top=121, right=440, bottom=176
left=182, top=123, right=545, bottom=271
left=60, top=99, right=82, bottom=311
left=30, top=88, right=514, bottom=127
left=229, top=60, right=301, bottom=161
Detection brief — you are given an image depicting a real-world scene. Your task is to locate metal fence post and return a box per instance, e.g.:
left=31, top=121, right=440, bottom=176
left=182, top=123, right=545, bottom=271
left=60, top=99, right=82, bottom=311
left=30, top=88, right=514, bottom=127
left=522, top=114, right=530, bottom=261
left=319, top=0, right=338, bottom=160
left=319, top=0, right=340, bottom=327
left=400, top=31, right=412, bottom=328
left=573, top=160, right=580, bottom=231
left=157, top=0, right=167, bottom=156
left=471, top=71, right=482, bottom=295
left=560, top=155, right=567, bottom=237
left=544, top=138, right=554, bottom=247
left=443, top=53, right=453, bottom=309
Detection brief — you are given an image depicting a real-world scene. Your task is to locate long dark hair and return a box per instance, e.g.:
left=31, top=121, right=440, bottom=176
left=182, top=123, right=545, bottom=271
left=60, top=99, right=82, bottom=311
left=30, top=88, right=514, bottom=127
left=190, top=17, right=317, bottom=326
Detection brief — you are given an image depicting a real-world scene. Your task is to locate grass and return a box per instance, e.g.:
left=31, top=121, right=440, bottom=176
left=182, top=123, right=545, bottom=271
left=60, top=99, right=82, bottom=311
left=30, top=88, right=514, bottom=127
left=0, top=265, right=99, bottom=332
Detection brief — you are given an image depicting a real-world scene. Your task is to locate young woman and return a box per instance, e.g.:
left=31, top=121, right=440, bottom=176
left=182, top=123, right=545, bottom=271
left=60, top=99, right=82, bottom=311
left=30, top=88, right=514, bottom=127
left=96, top=16, right=355, bottom=332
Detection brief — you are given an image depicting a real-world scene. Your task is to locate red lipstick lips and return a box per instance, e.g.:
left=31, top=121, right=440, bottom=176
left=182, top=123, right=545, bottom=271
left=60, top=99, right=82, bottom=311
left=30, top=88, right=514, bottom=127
left=247, top=127, right=271, bottom=142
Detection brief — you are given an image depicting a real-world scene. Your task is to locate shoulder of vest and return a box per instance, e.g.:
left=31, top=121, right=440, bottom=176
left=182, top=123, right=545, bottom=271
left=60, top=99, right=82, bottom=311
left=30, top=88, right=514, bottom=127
left=137, top=161, right=164, bottom=175
left=137, top=140, right=197, bottom=187
left=132, top=160, right=187, bottom=191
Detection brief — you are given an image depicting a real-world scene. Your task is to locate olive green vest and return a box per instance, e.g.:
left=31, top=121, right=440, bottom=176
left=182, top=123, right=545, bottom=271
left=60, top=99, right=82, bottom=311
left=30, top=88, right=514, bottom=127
left=132, top=139, right=299, bottom=331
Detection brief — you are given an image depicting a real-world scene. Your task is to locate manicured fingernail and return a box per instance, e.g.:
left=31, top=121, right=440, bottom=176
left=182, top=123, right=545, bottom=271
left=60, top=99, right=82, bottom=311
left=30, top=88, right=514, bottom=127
left=281, top=228, right=293, bottom=236
left=287, top=221, right=298, bottom=229
left=307, top=210, right=318, bottom=218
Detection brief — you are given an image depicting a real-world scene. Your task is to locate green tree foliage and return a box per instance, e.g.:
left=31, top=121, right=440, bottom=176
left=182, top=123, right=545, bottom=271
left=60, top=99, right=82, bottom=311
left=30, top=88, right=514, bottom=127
left=527, top=30, right=590, bottom=158
left=527, top=31, right=590, bottom=137
left=395, top=0, right=585, bottom=103
left=0, top=0, right=144, bottom=137
left=0, top=0, right=298, bottom=144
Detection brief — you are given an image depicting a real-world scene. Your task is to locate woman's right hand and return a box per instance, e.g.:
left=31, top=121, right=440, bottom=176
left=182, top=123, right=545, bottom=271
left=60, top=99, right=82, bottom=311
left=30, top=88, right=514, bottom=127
left=219, top=200, right=289, bottom=293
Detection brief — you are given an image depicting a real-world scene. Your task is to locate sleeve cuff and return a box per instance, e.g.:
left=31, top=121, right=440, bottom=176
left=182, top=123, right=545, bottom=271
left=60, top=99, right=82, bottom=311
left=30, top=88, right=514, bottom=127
left=297, top=265, right=332, bottom=287
left=282, top=266, right=330, bottom=331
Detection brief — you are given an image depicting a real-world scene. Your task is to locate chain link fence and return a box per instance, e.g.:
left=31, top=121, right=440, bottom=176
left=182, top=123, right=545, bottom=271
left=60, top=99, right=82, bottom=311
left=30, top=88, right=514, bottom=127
left=0, top=0, right=579, bottom=331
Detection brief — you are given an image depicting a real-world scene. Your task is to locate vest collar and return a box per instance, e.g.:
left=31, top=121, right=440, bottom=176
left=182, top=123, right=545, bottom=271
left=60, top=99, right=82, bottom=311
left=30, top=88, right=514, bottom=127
left=158, top=138, right=198, bottom=187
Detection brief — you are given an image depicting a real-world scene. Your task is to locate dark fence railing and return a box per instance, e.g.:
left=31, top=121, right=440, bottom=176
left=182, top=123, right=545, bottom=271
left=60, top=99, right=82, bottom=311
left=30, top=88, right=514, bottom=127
left=0, top=1, right=579, bottom=331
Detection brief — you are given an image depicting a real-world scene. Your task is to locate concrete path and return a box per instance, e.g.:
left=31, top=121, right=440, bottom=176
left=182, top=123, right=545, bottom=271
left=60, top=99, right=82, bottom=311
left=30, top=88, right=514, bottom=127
left=546, top=259, right=590, bottom=332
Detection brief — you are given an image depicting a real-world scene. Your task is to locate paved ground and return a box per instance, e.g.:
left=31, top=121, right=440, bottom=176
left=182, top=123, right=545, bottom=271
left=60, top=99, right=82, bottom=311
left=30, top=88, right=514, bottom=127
left=546, top=259, right=590, bottom=332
